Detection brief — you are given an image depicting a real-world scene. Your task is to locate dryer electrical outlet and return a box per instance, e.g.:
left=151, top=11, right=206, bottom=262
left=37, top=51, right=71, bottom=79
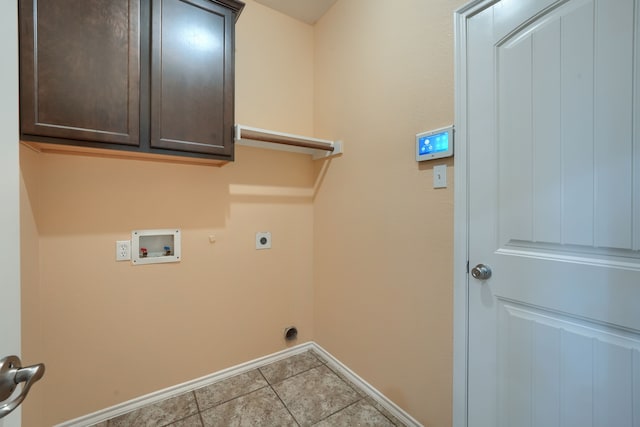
left=256, top=232, right=272, bottom=250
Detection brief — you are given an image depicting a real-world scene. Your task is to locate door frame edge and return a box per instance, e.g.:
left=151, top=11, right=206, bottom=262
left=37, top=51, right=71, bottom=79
left=452, top=2, right=498, bottom=427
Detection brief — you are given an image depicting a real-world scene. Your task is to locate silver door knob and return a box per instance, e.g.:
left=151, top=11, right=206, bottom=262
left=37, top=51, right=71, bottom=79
left=0, top=355, right=45, bottom=419
left=471, top=264, right=492, bottom=280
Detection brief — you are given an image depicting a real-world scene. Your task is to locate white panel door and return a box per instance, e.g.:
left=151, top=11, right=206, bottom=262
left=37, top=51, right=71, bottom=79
left=0, top=1, right=22, bottom=426
left=466, top=0, right=640, bottom=426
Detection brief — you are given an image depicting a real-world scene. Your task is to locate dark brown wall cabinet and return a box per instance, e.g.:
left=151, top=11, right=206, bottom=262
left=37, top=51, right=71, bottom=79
left=19, top=0, right=244, bottom=165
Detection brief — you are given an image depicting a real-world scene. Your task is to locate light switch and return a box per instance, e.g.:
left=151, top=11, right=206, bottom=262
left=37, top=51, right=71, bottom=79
left=433, top=165, right=447, bottom=188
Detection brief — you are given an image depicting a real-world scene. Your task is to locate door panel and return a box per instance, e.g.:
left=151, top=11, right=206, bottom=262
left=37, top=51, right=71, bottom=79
left=497, top=0, right=637, bottom=251
left=498, top=301, right=640, bottom=427
left=1, top=0, right=21, bottom=425
left=19, top=0, right=140, bottom=146
left=150, top=0, right=234, bottom=156
left=467, top=0, right=640, bottom=426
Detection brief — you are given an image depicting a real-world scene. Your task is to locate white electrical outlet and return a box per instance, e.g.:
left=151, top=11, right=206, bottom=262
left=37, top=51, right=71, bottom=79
left=116, top=240, right=131, bottom=261
left=256, top=232, right=272, bottom=250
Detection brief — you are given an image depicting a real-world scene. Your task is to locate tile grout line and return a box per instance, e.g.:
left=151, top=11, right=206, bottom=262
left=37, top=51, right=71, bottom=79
left=195, top=352, right=325, bottom=423
left=266, top=354, right=363, bottom=426
left=307, top=357, right=402, bottom=426
left=101, top=349, right=411, bottom=427
left=263, top=364, right=324, bottom=387
left=198, top=381, right=272, bottom=413
left=159, top=391, right=200, bottom=427
left=191, top=390, right=206, bottom=427
left=279, top=353, right=367, bottom=425
left=304, top=363, right=367, bottom=426
left=367, top=396, right=406, bottom=427
left=257, top=367, right=301, bottom=427
left=309, top=397, right=365, bottom=426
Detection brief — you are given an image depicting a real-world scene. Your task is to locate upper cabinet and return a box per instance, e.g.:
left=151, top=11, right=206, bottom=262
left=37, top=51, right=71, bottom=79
left=19, top=0, right=244, bottom=165
left=19, top=0, right=141, bottom=146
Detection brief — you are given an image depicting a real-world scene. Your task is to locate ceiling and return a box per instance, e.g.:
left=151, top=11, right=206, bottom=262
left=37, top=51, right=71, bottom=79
left=254, top=0, right=338, bottom=24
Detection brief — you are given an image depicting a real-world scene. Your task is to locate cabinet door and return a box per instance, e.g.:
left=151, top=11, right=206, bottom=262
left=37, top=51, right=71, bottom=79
left=19, top=0, right=140, bottom=146
left=150, top=0, right=235, bottom=156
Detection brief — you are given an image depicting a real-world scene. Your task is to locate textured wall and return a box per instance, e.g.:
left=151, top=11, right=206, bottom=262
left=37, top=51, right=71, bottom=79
left=313, top=1, right=464, bottom=424
left=20, top=0, right=465, bottom=424
left=20, top=1, right=316, bottom=424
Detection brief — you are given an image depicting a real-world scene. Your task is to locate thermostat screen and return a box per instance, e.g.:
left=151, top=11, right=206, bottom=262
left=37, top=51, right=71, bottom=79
left=416, top=126, right=454, bottom=161
left=418, top=131, right=449, bottom=155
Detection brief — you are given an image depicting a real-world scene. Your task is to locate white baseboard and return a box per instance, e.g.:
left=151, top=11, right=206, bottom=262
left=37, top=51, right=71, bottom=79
left=311, top=344, right=422, bottom=427
left=56, top=342, right=421, bottom=427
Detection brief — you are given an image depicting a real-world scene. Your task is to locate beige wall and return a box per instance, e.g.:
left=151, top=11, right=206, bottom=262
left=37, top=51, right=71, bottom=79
left=21, top=0, right=463, bottom=425
left=20, top=145, right=44, bottom=427
left=313, top=0, right=463, bottom=425
left=20, top=1, right=317, bottom=425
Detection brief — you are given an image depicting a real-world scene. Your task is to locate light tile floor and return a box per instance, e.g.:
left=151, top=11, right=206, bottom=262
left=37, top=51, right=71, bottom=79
left=94, top=350, right=406, bottom=426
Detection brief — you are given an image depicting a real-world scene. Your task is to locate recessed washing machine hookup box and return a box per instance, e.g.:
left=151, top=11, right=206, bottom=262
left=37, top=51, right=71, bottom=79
left=131, top=229, right=181, bottom=265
